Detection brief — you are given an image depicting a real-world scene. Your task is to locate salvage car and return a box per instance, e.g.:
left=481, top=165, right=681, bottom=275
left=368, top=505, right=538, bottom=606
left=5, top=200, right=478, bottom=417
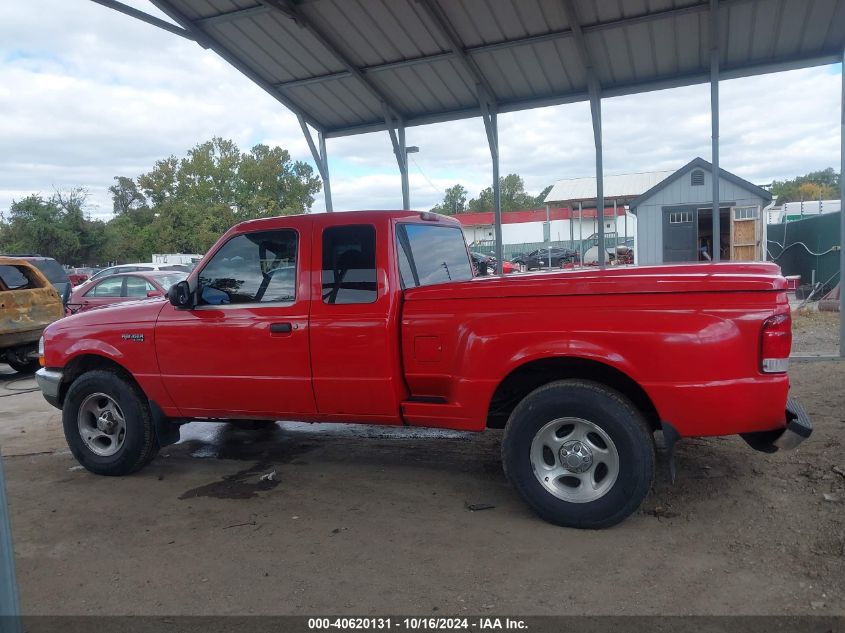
left=513, top=247, right=578, bottom=270
left=36, top=211, right=810, bottom=528
left=8, top=255, right=72, bottom=299
left=1, top=257, right=65, bottom=373
left=68, top=271, right=187, bottom=314
left=470, top=252, right=516, bottom=276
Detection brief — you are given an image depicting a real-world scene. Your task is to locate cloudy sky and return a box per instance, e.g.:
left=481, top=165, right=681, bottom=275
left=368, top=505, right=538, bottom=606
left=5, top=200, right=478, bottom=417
left=0, top=1, right=841, bottom=220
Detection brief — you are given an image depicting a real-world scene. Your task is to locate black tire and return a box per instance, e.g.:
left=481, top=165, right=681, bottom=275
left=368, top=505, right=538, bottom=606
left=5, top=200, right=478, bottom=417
left=502, top=379, right=654, bottom=529
left=6, top=356, right=40, bottom=374
left=62, top=370, right=159, bottom=476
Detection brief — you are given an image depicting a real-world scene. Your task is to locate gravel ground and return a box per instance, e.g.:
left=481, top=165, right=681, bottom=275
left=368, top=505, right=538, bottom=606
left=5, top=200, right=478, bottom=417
left=0, top=360, right=843, bottom=616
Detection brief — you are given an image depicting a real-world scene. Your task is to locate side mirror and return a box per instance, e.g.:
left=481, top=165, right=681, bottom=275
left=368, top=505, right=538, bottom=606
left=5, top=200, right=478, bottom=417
left=61, top=283, right=71, bottom=306
left=147, top=290, right=163, bottom=298
left=167, top=281, right=193, bottom=309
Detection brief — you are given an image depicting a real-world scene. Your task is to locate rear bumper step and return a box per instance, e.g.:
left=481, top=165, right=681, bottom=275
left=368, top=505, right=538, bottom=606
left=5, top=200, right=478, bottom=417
left=740, top=397, right=813, bottom=453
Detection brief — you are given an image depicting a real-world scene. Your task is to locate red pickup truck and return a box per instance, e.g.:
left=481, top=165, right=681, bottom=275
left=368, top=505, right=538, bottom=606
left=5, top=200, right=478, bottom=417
left=36, top=210, right=811, bottom=528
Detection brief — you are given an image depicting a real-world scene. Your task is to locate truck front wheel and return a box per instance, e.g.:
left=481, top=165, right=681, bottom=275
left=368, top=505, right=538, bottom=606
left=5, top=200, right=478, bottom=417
left=62, top=370, right=159, bottom=475
left=502, top=380, right=654, bottom=529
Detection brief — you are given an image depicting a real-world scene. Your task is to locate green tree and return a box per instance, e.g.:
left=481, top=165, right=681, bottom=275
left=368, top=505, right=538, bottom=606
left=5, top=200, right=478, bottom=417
left=0, top=189, right=105, bottom=265
left=771, top=168, right=840, bottom=204
left=430, top=184, right=468, bottom=215
left=535, top=184, right=553, bottom=206
left=107, top=137, right=322, bottom=259
left=467, top=174, right=541, bottom=212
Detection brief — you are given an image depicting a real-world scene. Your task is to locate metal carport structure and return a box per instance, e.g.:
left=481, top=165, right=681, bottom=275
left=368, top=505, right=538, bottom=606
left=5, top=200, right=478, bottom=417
left=93, top=0, right=845, bottom=355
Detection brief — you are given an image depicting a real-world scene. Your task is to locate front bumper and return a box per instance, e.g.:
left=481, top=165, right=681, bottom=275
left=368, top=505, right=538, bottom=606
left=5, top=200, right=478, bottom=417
left=741, top=397, right=813, bottom=453
left=35, top=368, right=63, bottom=409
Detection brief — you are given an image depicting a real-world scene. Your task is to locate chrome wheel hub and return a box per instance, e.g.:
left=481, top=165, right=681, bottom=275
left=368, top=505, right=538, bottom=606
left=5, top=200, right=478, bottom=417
left=559, top=440, right=593, bottom=473
left=78, top=393, right=127, bottom=457
left=530, top=417, right=620, bottom=503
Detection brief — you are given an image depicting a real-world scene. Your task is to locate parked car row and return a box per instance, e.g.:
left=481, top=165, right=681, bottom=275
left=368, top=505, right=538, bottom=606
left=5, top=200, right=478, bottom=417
left=0, top=253, right=191, bottom=373
left=67, top=271, right=187, bottom=314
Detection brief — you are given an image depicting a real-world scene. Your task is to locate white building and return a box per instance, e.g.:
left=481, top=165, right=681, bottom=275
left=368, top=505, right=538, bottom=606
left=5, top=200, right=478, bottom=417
left=455, top=207, right=636, bottom=248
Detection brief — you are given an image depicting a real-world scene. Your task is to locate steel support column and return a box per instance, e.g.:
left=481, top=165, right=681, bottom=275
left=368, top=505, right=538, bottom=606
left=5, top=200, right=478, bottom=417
left=298, top=115, right=333, bottom=212
left=481, top=100, right=503, bottom=274
left=0, top=458, right=21, bottom=632
left=563, top=0, right=605, bottom=268
left=384, top=109, right=410, bottom=210
left=840, top=47, right=844, bottom=357
left=590, top=86, right=606, bottom=268
left=711, top=0, right=721, bottom=261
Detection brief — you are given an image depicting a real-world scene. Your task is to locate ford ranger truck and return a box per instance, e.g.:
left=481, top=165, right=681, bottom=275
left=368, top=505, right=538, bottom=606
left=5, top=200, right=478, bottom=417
left=35, top=210, right=812, bottom=528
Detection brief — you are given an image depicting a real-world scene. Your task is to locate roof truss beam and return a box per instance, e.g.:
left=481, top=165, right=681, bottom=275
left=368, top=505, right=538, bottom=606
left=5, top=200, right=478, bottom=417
left=144, top=1, right=323, bottom=130
left=274, top=0, right=753, bottom=92
left=258, top=0, right=405, bottom=119
left=415, top=0, right=497, bottom=107
left=194, top=5, right=273, bottom=28
left=89, top=0, right=195, bottom=40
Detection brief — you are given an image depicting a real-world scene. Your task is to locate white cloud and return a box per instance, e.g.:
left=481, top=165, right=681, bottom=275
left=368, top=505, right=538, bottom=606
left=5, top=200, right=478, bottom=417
left=0, top=0, right=841, bottom=222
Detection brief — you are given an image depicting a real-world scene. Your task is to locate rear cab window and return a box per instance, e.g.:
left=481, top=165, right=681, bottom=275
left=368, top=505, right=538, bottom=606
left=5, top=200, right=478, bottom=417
left=396, top=223, right=473, bottom=288
left=321, top=225, right=377, bottom=304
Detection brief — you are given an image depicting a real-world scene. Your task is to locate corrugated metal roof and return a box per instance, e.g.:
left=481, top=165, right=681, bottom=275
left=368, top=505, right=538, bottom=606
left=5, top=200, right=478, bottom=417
left=544, top=170, right=676, bottom=203
left=142, top=0, right=845, bottom=138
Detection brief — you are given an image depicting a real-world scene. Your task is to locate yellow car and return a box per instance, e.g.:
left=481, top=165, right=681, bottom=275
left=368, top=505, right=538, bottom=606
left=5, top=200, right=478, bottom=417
left=0, top=257, right=65, bottom=373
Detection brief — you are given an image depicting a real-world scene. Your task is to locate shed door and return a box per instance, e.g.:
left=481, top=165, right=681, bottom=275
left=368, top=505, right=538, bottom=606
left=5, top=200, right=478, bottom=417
left=730, top=206, right=761, bottom=261
left=662, top=209, right=697, bottom=262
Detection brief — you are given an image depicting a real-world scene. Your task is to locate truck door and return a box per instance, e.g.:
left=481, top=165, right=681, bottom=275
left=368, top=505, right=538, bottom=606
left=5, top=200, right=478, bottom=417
left=155, top=225, right=316, bottom=419
left=308, top=220, right=405, bottom=422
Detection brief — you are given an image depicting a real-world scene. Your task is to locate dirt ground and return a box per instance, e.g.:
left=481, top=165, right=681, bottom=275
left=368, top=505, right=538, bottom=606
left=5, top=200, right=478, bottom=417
left=0, top=356, right=842, bottom=617
left=791, top=308, right=841, bottom=355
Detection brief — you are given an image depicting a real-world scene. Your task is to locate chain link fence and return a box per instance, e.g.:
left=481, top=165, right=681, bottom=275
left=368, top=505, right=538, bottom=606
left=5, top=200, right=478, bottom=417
left=468, top=234, right=634, bottom=261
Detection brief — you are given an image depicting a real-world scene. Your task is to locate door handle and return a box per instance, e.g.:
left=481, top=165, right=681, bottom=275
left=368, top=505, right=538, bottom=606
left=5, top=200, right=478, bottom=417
left=270, top=322, right=292, bottom=334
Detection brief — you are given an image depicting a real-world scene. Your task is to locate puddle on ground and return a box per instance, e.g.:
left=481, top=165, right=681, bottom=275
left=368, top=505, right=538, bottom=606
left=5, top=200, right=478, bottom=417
left=179, top=461, right=281, bottom=500
left=175, top=420, right=477, bottom=500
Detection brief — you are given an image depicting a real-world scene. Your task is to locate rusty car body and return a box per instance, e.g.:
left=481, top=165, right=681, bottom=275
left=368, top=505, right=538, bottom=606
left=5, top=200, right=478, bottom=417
left=0, top=257, right=65, bottom=372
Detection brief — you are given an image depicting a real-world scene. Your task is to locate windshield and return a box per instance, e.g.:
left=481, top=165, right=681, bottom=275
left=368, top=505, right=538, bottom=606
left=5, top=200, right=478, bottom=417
left=30, top=258, right=68, bottom=284
left=155, top=273, right=187, bottom=289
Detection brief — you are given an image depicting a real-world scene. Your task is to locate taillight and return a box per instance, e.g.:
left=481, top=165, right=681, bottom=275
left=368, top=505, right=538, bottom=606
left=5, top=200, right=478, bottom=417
left=760, top=312, right=791, bottom=373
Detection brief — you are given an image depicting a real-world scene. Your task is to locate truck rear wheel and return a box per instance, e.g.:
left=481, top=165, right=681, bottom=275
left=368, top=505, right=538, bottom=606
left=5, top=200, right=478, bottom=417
left=502, top=380, right=654, bottom=529
left=62, top=370, right=159, bottom=476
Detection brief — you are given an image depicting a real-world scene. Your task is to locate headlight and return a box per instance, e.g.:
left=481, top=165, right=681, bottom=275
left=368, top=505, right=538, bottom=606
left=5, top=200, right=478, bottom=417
left=38, top=336, right=45, bottom=367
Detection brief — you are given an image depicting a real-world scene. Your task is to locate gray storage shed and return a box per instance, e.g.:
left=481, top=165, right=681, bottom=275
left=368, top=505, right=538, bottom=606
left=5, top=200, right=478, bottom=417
left=630, top=157, right=772, bottom=265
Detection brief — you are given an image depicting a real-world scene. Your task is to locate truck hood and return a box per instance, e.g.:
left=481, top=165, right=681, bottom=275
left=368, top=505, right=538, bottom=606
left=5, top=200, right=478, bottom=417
left=51, top=299, right=167, bottom=330
left=404, top=262, right=786, bottom=301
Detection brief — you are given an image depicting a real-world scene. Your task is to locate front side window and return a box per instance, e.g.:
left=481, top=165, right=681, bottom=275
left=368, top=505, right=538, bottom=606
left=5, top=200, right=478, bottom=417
left=198, top=230, right=297, bottom=305
left=88, top=277, right=124, bottom=297
left=396, top=224, right=473, bottom=288
left=322, top=225, right=377, bottom=304
left=124, top=276, right=151, bottom=297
